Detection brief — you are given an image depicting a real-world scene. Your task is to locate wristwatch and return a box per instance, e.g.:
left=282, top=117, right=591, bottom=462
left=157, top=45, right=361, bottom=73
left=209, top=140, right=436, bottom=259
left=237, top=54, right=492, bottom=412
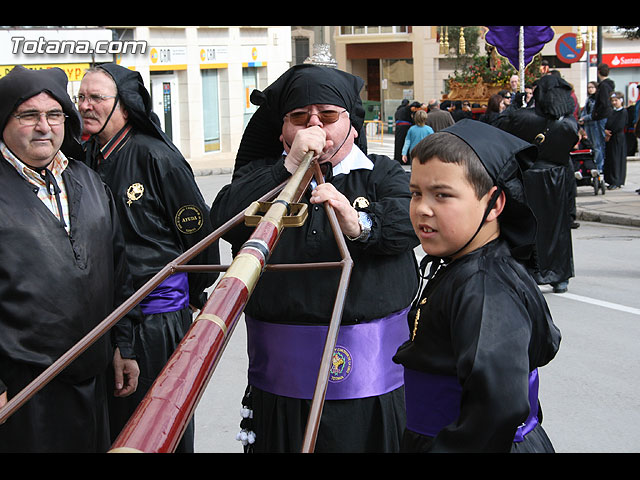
left=346, top=211, right=372, bottom=242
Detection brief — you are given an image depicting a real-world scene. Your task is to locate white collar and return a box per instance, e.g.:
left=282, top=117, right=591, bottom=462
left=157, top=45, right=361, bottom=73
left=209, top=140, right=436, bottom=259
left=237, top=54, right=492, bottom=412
left=308, top=145, right=373, bottom=190
left=284, top=145, right=373, bottom=187
left=331, top=144, right=373, bottom=176
left=283, top=144, right=373, bottom=175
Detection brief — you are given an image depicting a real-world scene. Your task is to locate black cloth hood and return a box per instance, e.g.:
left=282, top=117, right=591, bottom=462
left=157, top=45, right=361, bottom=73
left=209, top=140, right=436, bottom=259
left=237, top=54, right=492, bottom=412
left=533, top=74, right=575, bottom=120
left=250, top=64, right=366, bottom=134
left=234, top=65, right=367, bottom=172
left=441, top=119, right=539, bottom=262
left=96, top=63, right=179, bottom=154
left=0, top=65, right=82, bottom=159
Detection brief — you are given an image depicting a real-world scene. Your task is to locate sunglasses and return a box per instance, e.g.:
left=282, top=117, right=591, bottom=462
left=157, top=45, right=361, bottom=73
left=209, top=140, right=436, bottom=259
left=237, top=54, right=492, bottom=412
left=285, top=109, right=347, bottom=126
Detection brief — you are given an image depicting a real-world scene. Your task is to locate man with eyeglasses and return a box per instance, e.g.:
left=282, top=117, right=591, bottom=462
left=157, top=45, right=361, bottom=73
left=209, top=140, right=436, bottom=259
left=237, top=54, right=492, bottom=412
left=211, top=64, right=419, bottom=453
left=0, top=66, right=140, bottom=452
left=78, top=63, right=220, bottom=453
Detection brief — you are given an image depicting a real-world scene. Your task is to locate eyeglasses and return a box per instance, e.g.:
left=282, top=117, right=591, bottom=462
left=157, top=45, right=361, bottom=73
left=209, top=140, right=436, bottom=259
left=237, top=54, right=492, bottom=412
left=73, top=93, right=117, bottom=105
left=12, top=110, right=68, bottom=126
left=285, top=109, right=347, bottom=126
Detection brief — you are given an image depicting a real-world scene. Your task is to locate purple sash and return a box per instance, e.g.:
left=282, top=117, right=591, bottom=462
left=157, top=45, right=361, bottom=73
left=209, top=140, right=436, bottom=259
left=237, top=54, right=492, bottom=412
left=513, top=368, right=539, bottom=442
left=139, top=272, right=190, bottom=315
left=404, top=367, right=539, bottom=443
left=245, top=307, right=410, bottom=400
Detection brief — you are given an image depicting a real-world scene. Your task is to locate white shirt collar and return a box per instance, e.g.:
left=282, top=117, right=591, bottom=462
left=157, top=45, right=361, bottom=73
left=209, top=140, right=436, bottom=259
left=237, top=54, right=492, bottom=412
left=331, top=144, right=373, bottom=176
left=305, top=145, right=373, bottom=190
left=283, top=144, right=373, bottom=176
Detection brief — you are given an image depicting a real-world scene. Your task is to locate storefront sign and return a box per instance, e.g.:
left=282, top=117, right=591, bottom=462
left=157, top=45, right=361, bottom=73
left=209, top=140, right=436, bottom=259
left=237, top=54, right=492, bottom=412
left=600, top=52, right=640, bottom=68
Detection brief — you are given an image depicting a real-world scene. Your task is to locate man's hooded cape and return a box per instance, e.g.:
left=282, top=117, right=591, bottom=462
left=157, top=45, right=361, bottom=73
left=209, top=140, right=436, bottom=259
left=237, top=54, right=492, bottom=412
left=233, top=64, right=367, bottom=178
left=83, top=63, right=182, bottom=168
left=0, top=65, right=82, bottom=159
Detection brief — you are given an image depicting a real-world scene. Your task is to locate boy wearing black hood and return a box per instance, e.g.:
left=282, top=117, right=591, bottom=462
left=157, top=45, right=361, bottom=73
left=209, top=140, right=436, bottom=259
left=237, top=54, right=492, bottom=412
left=393, top=120, right=562, bottom=453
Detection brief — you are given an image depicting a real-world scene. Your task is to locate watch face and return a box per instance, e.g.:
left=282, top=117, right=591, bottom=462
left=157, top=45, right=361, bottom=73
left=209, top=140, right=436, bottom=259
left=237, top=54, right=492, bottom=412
left=359, top=211, right=373, bottom=228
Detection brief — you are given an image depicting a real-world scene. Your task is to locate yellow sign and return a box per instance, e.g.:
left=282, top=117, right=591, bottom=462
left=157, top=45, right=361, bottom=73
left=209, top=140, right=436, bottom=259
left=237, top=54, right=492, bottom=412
left=0, top=64, right=90, bottom=81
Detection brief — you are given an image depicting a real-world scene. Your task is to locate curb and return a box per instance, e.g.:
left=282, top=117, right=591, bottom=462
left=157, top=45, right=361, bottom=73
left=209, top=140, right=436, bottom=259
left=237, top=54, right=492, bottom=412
left=193, top=166, right=233, bottom=177
left=577, top=208, right=640, bottom=228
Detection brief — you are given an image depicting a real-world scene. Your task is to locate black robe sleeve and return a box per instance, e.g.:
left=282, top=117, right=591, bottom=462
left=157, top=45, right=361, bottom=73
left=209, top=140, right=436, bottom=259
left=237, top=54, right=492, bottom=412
left=156, top=161, right=221, bottom=307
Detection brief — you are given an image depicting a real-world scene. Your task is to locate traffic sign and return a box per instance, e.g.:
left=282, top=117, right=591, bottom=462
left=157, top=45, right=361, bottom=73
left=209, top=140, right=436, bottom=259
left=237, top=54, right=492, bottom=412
left=555, top=33, right=585, bottom=64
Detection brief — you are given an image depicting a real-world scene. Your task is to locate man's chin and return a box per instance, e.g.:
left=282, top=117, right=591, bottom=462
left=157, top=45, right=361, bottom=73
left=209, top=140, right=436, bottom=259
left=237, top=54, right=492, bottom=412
left=81, top=118, right=100, bottom=134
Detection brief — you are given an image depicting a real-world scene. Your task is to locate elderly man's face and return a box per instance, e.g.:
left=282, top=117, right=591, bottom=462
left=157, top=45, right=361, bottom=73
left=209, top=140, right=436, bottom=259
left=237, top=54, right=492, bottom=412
left=281, top=104, right=357, bottom=167
left=78, top=70, right=128, bottom=144
left=3, top=92, right=65, bottom=168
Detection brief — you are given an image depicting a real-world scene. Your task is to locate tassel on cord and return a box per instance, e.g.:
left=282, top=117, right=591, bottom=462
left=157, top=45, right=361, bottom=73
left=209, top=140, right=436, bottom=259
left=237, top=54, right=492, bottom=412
left=236, top=386, right=256, bottom=451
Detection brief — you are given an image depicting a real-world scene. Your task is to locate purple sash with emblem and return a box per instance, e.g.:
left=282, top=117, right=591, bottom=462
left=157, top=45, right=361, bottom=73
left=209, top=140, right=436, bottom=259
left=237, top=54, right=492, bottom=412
left=404, top=367, right=539, bottom=443
left=245, top=307, right=410, bottom=400
left=139, top=272, right=190, bottom=315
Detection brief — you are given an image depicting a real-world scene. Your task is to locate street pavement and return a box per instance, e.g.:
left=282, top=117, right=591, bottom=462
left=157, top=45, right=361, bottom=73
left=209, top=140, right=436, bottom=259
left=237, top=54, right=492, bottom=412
left=189, top=134, right=640, bottom=229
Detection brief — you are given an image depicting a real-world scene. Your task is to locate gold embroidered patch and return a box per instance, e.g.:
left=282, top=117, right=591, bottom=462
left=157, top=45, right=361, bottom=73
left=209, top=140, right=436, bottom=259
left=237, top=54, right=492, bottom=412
left=175, top=205, right=203, bottom=234
left=126, top=183, right=144, bottom=206
left=352, top=196, right=370, bottom=209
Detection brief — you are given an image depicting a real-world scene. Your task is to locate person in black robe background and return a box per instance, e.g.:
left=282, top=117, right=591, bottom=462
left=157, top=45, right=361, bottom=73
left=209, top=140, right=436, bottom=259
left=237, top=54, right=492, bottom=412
left=393, top=120, right=561, bottom=452
left=493, top=74, right=579, bottom=293
left=604, top=92, right=628, bottom=189
left=210, top=64, right=419, bottom=453
left=79, top=63, right=220, bottom=452
left=394, top=99, right=413, bottom=163
left=0, top=66, right=139, bottom=452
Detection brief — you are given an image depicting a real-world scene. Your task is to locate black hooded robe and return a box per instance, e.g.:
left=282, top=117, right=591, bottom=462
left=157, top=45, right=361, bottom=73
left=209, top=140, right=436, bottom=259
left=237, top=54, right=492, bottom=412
left=393, top=240, right=561, bottom=452
left=604, top=107, right=628, bottom=188
left=392, top=120, right=561, bottom=452
left=394, top=100, right=413, bottom=163
left=0, top=66, right=137, bottom=452
left=82, top=64, right=220, bottom=452
left=211, top=65, right=419, bottom=453
left=493, top=75, right=579, bottom=286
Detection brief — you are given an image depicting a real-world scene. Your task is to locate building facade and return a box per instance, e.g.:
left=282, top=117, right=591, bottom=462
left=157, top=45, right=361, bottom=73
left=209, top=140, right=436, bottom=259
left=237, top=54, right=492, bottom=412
left=110, top=26, right=292, bottom=164
left=0, top=26, right=293, bottom=164
left=328, top=26, right=640, bottom=125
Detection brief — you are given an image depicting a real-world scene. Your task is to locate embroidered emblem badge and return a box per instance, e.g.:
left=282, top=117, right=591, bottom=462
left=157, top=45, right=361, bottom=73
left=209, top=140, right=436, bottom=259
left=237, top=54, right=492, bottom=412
left=175, top=204, right=204, bottom=234
left=329, top=346, right=353, bottom=383
left=126, top=183, right=144, bottom=206
left=352, top=196, right=370, bottom=209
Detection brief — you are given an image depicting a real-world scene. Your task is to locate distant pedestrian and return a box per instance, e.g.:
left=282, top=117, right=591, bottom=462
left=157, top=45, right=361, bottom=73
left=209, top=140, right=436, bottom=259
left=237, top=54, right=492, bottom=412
left=402, top=109, right=433, bottom=164
left=579, top=64, right=615, bottom=171
left=425, top=99, right=454, bottom=132
left=604, top=91, right=628, bottom=189
left=394, top=99, right=413, bottom=163
left=494, top=74, right=579, bottom=294
left=479, top=94, right=503, bottom=125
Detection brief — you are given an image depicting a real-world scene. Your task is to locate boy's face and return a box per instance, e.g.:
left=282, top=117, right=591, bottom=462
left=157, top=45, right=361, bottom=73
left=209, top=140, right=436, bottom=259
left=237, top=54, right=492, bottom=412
left=409, top=156, right=500, bottom=260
